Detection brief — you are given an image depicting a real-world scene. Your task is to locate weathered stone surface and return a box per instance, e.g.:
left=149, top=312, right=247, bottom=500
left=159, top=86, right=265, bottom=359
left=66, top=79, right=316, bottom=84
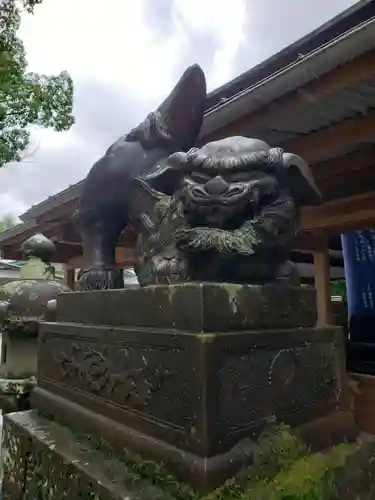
left=0, top=376, right=36, bottom=411
left=0, top=234, right=69, bottom=329
left=55, top=283, right=317, bottom=331
left=2, top=410, right=174, bottom=500
left=1, top=411, right=369, bottom=500
left=0, top=280, right=69, bottom=327
left=33, top=284, right=346, bottom=491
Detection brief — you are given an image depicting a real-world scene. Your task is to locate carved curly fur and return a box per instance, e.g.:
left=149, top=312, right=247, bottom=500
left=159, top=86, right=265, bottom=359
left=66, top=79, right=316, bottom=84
left=174, top=190, right=297, bottom=257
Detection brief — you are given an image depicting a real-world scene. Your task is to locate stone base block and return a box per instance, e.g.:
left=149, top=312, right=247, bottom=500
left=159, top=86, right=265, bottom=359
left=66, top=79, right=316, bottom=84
left=350, top=373, right=375, bottom=436
left=53, top=282, right=318, bottom=331
left=347, top=341, right=375, bottom=375
left=32, top=283, right=353, bottom=491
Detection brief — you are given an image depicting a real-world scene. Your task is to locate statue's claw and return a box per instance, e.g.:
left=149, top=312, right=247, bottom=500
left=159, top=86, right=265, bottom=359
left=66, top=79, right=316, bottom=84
left=151, top=253, right=188, bottom=284
left=77, top=266, right=123, bottom=291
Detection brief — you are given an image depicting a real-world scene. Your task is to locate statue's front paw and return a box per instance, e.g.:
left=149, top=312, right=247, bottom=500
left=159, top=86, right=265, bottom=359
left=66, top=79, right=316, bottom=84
left=77, top=266, right=123, bottom=290
left=175, top=227, right=214, bottom=251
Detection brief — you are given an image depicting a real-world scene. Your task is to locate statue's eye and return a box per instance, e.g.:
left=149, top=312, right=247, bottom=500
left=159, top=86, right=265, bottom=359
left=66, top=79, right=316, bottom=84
left=189, top=173, right=211, bottom=184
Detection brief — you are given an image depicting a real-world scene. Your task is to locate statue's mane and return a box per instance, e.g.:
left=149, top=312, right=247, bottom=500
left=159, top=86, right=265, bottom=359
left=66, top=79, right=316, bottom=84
left=169, top=147, right=285, bottom=173
left=126, top=110, right=174, bottom=150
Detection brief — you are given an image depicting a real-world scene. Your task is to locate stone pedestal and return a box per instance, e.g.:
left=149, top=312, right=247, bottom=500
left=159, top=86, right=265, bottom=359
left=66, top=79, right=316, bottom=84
left=347, top=340, right=375, bottom=375
left=3, top=283, right=356, bottom=494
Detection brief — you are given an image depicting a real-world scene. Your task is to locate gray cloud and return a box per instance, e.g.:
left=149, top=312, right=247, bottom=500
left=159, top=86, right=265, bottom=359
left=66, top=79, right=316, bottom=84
left=70, top=78, right=150, bottom=146
left=0, top=78, right=155, bottom=215
left=0, top=0, right=358, bottom=217
left=233, top=0, right=360, bottom=69
left=143, top=0, right=223, bottom=80
left=142, top=0, right=177, bottom=40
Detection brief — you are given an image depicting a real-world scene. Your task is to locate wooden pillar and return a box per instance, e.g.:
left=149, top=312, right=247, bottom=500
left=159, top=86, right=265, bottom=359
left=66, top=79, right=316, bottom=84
left=313, top=239, right=333, bottom=327
left=64, top=266, right=75, bottom=290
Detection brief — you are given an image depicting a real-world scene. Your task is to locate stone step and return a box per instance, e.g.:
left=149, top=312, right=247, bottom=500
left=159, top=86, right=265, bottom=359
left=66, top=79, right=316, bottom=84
left=2, top=410, right=177, bottom=500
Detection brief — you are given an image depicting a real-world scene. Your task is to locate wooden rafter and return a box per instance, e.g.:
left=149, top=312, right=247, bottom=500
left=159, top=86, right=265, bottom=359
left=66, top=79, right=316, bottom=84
left=36, top=198, right=78, bottom=224
left=285, top=108, right=375, bottom=164
left=293, top=231, right=329, bottom=252
left=300, top=191, right=375, bottom=233
left=313, top=147, right=375, bottom=181
left=321, top=165, right=375, bottom=202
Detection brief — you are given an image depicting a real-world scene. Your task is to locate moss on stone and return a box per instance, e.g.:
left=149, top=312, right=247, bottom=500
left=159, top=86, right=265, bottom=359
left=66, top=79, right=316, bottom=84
left=85, top=424, right=360, bottom=500
left=204, top=426, right=357, bottom=500
left=242, top=443, right=355, bottom=500
left=22, top=421, right=367, bottom=499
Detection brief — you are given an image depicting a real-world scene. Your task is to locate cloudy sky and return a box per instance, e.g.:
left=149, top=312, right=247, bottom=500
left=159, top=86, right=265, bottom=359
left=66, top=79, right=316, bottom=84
left=0, top=0, right=359, bottom=219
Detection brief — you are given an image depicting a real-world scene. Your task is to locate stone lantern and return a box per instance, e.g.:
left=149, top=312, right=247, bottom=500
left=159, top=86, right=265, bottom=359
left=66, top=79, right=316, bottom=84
left=0, top=233, right=70, bottom=413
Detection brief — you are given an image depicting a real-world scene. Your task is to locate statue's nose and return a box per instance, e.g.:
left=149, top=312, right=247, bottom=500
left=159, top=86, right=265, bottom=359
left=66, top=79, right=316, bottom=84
left=204, top=176, right=229, bottom=196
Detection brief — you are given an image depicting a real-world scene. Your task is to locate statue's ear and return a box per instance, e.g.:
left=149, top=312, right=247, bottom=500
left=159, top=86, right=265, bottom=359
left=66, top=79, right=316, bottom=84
left=282, top=152, right=321, bottom=206
left=139, top=153, right=185, bottom=196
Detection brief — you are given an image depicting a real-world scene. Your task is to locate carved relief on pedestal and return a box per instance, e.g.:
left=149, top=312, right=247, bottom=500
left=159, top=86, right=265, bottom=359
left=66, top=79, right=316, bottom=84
left=216, top=343, right=338, bottom=431
left=55, top=341, right=171, bottom=408
left=38, top=335, right=195, bottom=428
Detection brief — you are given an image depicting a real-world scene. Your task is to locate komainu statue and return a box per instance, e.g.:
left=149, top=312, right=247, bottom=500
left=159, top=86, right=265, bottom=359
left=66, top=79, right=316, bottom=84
left=75, top=64, right=207, bottom=290
left=135, top=136, right=321, bottom=285
left=76, top=65, right=321, bottom=290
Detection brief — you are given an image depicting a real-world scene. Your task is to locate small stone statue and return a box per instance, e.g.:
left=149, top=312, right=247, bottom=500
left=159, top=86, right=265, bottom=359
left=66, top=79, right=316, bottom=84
left=20, top=233, right=56, bottom=280
left=0, top=234, right=69, bottom=414
left=135, top=136, right=321, bottom=285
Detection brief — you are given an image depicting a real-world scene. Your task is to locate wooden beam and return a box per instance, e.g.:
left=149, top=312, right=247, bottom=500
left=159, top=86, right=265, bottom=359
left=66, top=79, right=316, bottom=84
left=300, top=191, right=375, bottom=233
left=319, top=164, right=374, bottom=191
left=321, top=164, right=375, bottom=202
left=284, top=109, right=375, bottom=164
left=2, top=247, right=22, bottom=260
left=313, top=147, right=375, bottom=182
left=36, top=198, right=78, bottom=224
left=200, top=48, right=375, bottom=144
left=313, top=237, right=333, bottom=327
left=293, top=231, right=328, bottom=252
left=117, top=259, right=135, bottom=268
left=118, top=228, right=137, bottom=247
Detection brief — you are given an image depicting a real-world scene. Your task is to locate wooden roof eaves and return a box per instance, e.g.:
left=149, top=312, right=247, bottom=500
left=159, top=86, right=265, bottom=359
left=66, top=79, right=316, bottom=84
left=0, top=219, right=37, bottom=246
left=206, top=0, right=375, bottom=109
left=20, top=181, right=83, bottom=222
left=200, top=15, right=375, bottom=139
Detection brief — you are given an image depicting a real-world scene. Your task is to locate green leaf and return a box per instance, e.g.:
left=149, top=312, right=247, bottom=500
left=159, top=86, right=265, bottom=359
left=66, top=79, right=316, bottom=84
left=0, top=0, right=74, bottom=167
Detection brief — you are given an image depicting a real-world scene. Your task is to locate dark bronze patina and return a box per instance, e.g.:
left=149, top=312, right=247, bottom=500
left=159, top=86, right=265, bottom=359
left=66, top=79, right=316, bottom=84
left=76, top=68, right=320, bottom=289
left=75, top=64, right=207, bottom=290
left=135, top=136, right=321, bottom=285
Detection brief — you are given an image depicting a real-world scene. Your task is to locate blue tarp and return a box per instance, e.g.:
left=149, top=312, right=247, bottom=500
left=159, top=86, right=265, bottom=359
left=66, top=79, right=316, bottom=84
left=341, top=229, right=375, bottom=341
